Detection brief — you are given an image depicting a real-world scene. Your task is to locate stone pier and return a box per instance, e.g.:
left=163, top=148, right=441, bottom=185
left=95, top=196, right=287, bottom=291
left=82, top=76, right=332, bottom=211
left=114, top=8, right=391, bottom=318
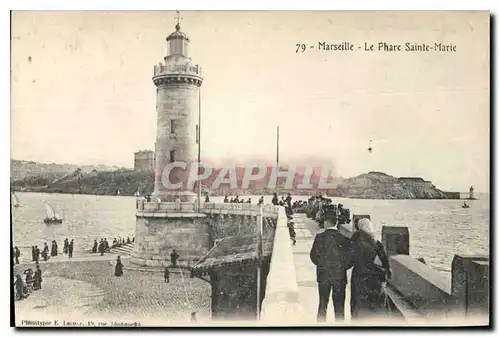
left=132, top=201, right=279, bottom=268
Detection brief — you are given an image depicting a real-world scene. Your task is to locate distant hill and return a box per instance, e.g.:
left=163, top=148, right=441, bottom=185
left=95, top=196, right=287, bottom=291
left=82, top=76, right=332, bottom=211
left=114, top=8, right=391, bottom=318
left=10, top=160, right=452, bottom=199
left=10, top=159, right=125, bottom=181
left=339, top=171, right=448, bottom=199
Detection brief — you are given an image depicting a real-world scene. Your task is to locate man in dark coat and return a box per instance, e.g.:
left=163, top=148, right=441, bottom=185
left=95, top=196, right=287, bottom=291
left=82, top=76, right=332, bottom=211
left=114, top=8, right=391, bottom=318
left=34, top=246, right=40, bottom=264
left=14, top=246, right=21, bottom=265
left=164, top=266, right=170, bottom=283
left=271, top=193, right=279, bottom=206
left=99, top=239, right=105, bottom=256
left=170, top=249, right=179, bottom=268
left=310, top=210, right=352, bottom=321
left=92, top=239, right=98, bottom=253
left=31, top=246, right=36, bottom=262
left=68, top=239, right=74, bottom=258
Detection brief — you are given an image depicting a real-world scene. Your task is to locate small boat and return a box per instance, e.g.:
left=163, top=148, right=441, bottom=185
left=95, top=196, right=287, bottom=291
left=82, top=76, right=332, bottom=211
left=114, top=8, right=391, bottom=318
left=462, top=202, right=470, bottom=209
left=44, top=202, right=63, bottom=224
left=12, top=192, right=20, bottom=208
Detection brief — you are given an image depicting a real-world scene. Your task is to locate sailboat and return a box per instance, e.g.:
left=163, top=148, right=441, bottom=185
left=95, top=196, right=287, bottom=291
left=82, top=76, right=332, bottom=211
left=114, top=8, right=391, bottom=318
left=44, top=202, right=63, bottom=224
left=11, top=192, right=20, bottom=208
left=462, top=202, right=470, bottom=209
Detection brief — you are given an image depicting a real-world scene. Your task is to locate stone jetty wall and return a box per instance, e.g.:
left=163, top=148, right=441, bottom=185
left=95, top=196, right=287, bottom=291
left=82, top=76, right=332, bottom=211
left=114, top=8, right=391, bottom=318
left=261, top=211, right=489, bottom=324
left=340, top=216, right=489, bottom=322
left=132, top=201, right=278, bottom=268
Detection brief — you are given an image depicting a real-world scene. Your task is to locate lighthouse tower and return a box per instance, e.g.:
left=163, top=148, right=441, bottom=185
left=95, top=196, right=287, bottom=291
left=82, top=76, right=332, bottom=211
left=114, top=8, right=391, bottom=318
left=152, top=20, right=203, bottom=202
left=469, top=186, right=475, bottom=200
left=132, top=19, right=209, bottom=268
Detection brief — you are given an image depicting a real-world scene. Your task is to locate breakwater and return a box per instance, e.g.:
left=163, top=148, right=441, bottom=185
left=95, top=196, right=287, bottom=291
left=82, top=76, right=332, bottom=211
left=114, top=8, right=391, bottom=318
left=259, top=206, right=489, bottom=325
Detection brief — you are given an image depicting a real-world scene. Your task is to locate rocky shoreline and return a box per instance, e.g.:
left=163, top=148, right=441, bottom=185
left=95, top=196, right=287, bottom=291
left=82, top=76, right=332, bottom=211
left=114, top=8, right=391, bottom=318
left=11, top=171, right=455, bottom=199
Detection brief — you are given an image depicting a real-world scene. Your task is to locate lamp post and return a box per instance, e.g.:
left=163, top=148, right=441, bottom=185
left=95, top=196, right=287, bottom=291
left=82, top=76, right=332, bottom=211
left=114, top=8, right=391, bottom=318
left=276, top=125, right=280, bottom=197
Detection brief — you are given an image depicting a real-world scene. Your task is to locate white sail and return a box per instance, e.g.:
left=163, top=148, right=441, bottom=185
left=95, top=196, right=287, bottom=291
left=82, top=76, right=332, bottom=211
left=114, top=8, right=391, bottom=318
left=44, top=202, right=56, bottom=218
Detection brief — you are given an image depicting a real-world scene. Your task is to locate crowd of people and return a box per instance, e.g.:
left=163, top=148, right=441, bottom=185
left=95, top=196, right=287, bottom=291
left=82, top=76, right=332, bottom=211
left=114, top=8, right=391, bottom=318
left=301, top=195, right=391, bottom=321
left=13, top=238, right=77, bottom=300
left=14, top=263, right=43, bottom=301
left=265, top=193, right=391, bottom=321
left=293, top=196, right=351, bottom=228
left=12, top=238, right=75, bottom=266
left=91, top=236, right=134, bottom=256
left=223, top=195, right=254, bottom=204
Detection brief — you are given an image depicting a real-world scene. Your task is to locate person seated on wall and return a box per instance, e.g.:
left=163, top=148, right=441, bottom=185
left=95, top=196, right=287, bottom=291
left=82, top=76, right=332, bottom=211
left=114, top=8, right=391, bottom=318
left=258, top=196, right=264, bottom=205
left=272, top=193, right=279, bottom=206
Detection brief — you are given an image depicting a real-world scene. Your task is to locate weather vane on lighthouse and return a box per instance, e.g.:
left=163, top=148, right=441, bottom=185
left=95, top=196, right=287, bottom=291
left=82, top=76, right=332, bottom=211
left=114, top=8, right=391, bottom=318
left=175, top=11, right=183, bottom=30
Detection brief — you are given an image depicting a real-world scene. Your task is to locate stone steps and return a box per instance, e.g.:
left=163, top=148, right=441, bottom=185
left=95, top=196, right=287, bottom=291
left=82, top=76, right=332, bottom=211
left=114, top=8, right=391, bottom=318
left=108, top=243, right=134, bottom=255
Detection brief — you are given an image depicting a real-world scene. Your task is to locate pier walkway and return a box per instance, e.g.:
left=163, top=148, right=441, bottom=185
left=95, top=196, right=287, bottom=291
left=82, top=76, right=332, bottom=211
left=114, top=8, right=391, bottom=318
left=291, top=214, right=352, bottom=323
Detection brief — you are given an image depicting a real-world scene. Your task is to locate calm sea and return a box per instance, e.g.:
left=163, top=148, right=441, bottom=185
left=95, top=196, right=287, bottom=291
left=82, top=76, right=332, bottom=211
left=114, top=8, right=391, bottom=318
left=11, top=192, right=489, bottom=274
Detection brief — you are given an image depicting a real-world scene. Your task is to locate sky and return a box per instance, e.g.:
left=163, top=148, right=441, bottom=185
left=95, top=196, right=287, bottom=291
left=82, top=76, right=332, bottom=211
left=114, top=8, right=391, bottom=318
left=10, top=11, right=490, bottom=192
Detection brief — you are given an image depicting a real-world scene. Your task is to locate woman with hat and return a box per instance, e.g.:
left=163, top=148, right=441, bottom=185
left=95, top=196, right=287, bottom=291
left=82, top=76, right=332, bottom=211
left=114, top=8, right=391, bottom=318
left=348, top=218, right=391, bottom=320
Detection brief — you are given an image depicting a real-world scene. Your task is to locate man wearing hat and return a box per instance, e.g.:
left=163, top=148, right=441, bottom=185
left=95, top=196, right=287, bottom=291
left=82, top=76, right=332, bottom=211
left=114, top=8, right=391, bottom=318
left=309, top=207, right=352, bottom=322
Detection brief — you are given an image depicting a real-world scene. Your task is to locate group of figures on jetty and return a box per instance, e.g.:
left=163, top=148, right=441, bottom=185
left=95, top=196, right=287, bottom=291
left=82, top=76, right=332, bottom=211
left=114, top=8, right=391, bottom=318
left=12, top=238, right=75, bottom=266
left=112, top=248, right=180, bottom=280
left=13, top=238, right=77, bottom=300
left=14, top=263, right=43, bottom=301
left=294, top=195, right=392, bottom=321
left=91, top=236, right=134, bottom=256
left=222, top=195, right=259, bottom=204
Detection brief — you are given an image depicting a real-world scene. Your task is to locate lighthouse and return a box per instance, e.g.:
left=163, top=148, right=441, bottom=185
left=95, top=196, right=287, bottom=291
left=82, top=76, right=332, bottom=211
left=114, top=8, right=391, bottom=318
left=469, top=186, right=475, bottom=200
left=152, top=18, right=203, bottom=202
left=132, top=17, right=209, bottom=268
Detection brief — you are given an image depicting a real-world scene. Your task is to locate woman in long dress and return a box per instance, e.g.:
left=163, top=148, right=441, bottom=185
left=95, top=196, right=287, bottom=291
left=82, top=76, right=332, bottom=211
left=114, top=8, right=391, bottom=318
left=63, top=238, right=69, bottom=254
left=33, top=265, right=42, bottom=290
left=114, top=256, right=123, bottom=277
left=42, top=243, right=49, bottom=261
left=51, top=240, right=58, bottom=256
left=348, top=218, right=391, bottom=320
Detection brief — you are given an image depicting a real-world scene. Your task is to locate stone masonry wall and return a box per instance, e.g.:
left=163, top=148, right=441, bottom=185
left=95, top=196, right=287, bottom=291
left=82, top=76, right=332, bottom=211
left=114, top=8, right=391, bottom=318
left=132, top=203, right=279, bottom=268
left=153, top=82, right=199, bottom=201
left=131, top=215, right=210, bottom=267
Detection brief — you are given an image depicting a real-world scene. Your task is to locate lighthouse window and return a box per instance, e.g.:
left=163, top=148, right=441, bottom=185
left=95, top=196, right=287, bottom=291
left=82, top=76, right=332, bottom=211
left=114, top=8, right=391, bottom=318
left=170, top=119, right=176, bottom=134
left=170, top=150, right=176, bottom=163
